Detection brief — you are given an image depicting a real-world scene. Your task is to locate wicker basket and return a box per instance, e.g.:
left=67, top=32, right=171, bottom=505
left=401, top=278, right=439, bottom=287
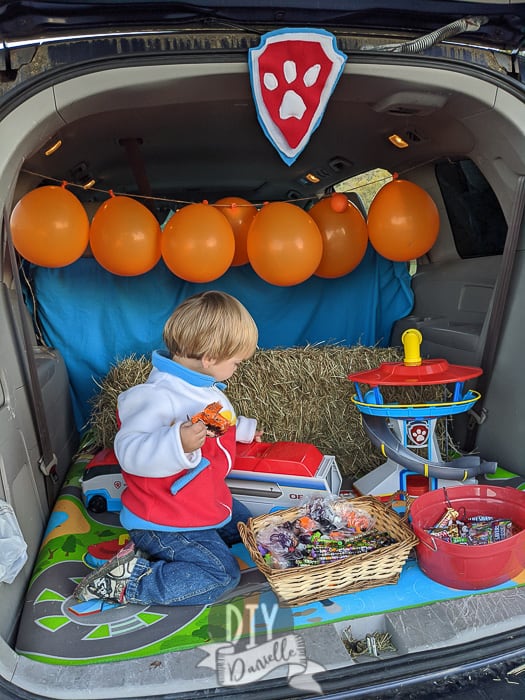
left=238, top=496, right=419, bottom=607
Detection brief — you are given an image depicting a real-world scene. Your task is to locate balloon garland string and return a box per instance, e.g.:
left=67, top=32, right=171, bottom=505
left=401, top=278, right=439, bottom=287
left=20, top=167, right=393, bottom=209
left=12, top=158, right=441, bottom=280
left=20, top=156, right=439, bottom=210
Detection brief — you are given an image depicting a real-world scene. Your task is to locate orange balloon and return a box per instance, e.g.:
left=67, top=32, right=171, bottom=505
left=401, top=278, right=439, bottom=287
left=89, top=196, right=161, bottom=276
left=309, top=197, right=369, bottom=278
left=367, top=180, right=440, bottom=262
left=214, top=197, right=257, bottom=266
left=162, top=203, right=235, bottom=282
left=10, top=186, right=89, bottom=267
left=330, top=192, right=349, bottom=213
left=247, top=202, right=323, bottom=286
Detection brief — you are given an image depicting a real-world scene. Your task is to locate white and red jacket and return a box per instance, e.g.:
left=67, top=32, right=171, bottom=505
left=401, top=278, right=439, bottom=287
left=114, top=350, right=257, bottom=531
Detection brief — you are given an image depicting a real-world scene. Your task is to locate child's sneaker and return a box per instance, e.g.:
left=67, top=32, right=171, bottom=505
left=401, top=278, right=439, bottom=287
left=74, top=539, right=141, bottom=604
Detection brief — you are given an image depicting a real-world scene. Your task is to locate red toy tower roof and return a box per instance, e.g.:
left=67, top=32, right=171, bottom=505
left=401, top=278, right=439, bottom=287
left=348, top=328, right=483, bottom=386
left=348, top=358, right=482, bottom=386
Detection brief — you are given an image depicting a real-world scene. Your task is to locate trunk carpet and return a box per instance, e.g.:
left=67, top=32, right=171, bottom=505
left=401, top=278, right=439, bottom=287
left=15, top=449, right=525, bottom=665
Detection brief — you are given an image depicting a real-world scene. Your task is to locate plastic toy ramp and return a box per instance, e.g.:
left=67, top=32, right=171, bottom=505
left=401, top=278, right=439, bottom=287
left=361, top=414, right=497, bottom=481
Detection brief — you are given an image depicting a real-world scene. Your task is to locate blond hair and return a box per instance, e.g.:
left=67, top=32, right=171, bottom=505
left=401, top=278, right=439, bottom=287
left=163, top=291, right=258, bottom=361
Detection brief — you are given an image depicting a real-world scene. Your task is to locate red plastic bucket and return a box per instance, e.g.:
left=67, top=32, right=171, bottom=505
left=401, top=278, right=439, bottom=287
left=410, top=485, right=525, bottom=589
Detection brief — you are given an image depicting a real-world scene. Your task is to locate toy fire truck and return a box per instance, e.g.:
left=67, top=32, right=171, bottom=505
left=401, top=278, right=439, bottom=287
left=81, top=441, right=342, bottom=516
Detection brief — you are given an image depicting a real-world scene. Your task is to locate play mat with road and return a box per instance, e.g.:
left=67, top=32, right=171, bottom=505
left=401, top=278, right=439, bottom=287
left=15, top=447, right=525, bottom=666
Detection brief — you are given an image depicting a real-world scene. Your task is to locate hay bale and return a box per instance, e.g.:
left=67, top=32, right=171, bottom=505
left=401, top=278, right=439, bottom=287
left=227, top=345, right=403, bottom=480
left=88, top=345, right=448, bottom=483
left=89, top=355, right=152, bottom=448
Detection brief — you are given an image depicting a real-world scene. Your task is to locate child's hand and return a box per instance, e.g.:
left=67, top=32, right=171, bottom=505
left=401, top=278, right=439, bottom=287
left=254, top=429, right=264, bottom=443
left=180, top=420, right=207, bottom=453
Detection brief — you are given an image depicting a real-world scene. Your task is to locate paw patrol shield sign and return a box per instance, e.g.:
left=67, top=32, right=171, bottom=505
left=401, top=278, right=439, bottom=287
left=249, top=28, right=347, bottom=166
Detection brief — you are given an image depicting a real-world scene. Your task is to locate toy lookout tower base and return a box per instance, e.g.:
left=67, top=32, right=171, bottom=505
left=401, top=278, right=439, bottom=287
left=349, top=328, right=497, bottom=499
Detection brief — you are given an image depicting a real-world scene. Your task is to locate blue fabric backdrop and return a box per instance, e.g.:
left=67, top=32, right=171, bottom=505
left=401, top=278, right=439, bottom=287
left=28, top=245, right=413, bottom=430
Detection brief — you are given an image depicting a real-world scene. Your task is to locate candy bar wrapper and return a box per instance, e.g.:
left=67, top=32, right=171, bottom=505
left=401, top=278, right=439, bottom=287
left=426, top=516, right=517, bottom=546
left=426, top=526, right=458, bottom=542
left=190, top=401, right=230, bottom=437
left=431, top=507, right=459, bottom=529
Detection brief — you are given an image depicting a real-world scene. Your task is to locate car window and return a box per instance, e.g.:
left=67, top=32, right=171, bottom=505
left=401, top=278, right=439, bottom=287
left=435, top=158, right=507, bottom=258
left=335, top=167, right=392, bottom=214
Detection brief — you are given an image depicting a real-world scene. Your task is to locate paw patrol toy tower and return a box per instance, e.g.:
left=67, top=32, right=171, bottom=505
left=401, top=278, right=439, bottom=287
left=348, top=329, right=497, bottom=498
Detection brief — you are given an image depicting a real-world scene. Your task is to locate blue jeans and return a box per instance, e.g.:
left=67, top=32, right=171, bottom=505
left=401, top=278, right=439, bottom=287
left=125, top=499, right=251, bottom=606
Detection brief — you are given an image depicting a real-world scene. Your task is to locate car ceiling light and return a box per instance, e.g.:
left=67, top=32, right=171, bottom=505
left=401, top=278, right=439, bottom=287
left=388, top=133, right=409, bottom=149
left=305, top=172, right=321, bottom=183
left=44, top=139, right=63, bottom=156
left=70, top=160, right=96, bottom=190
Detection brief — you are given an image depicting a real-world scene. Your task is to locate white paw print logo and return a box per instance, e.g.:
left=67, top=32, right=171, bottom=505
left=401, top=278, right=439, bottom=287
left=263, top=60, right=322, bottom=120
left=408, top=422, right=429, bottom=446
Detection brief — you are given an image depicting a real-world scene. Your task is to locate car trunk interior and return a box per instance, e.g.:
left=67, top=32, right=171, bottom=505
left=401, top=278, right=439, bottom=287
left=1, top=27, right=525, bottom=699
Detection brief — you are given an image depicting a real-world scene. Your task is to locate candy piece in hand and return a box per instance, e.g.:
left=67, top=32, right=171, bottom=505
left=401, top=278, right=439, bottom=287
left=191, top=401, right=230, bottom=437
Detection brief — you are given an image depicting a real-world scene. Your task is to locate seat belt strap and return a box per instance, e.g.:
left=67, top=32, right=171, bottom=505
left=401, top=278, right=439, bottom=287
left=464, top=175, right=525, bottom=451
left=4, top=215, right=58, bottom=492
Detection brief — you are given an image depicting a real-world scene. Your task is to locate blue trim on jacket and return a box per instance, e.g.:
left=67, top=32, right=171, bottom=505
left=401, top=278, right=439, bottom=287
left=120, top=504, right=231, bottom=532
left=152, top=350, right=226, bottom=390
left=170, top=457, right=210, bottom=494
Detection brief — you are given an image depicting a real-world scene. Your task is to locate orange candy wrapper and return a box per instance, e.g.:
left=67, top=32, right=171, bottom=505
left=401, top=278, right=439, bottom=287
left=191, top=401, right=230, bottom=437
